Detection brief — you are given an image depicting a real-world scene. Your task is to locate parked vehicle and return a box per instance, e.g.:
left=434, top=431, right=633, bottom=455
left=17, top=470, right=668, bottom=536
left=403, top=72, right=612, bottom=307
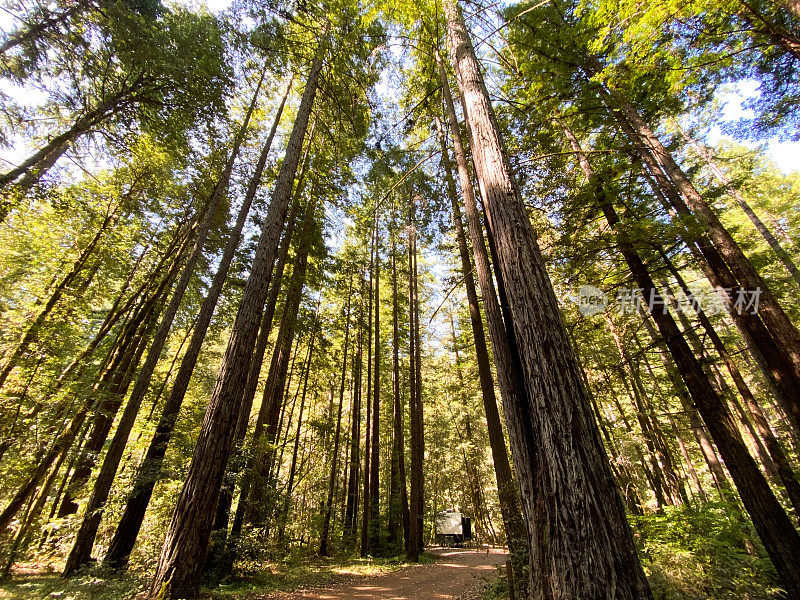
left=435, top=509, right=472, bottom=547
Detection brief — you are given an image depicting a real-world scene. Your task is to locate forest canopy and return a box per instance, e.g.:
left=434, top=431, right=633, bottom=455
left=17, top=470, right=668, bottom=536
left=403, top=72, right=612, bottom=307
left=0, top=0, right=799, bottom=599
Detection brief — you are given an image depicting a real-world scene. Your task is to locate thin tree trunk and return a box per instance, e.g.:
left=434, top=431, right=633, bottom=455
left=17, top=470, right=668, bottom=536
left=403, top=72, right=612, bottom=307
left=57, top=292, right=163, bottom=517
left=606, top=316, right=685, bottom=506
left=661, top=252, right=800, bottom=515
left=62, top=73, right=261, bottom=574
left=0, top=209, right=117, bottom=390
left=320, top=275, right=353, bottom=556
left=588, top=385, right=645, bottom=514
left=413, top=215, right=423, bottom=551
left=388, top=227, right=404, bottom=550
left=51, top=240, right=156, bottom=393
left=369, top=215, right=381, bottom=551
left=596, top=81, right=800, bottom=436
left=360, top=223, right=376, bottom=557
left=632, top=336, right=709, bottom=504
left=240, top=196, right=317, bottom=529
left=0, top=79, right=144, bottom=203
left=343, top=276, right=365, bottom=544
left=450, top=311, right=492, bottom=542
left=407, top=198, right=424, bottom=561
left=278, top=310, right=319, bottom=542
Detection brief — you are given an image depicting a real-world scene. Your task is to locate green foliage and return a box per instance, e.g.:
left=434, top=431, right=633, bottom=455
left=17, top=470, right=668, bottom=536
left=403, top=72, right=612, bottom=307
left=630, top=503, right=782, bottom=600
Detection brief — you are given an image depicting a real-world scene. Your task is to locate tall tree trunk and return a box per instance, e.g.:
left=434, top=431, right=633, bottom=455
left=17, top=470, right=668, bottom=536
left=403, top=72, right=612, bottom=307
left=412, top=213, right=423, bottom=550
left=57, top=290, right=164, bottom=518
left=407, top=198, right=424, bottom=561
left=62, top=71, right=263, bottom=575
left=0, top=208, right=117, bottom=390
left=594, top=80, right=800, bottom=436
left=277, top=310, right=318, bottom=542
left=240, top=196, right=317, bottom=530
left=343, top=276, right=365, bottom=545
left=567, top=128, right=800, bottom=597
left=660, top=251, right=800, bottom=515
left=319, top=277, right=352, bottom=555
left=360, top=222, right=376, bottom=557
left=223, top=193, right=304, bottom=539
left=438, top=42, right=533, bottom=580
left=433, top=106, right=528, bottom=589
left=443, top=5, right=653, bottom=596
left=149, top=36, right=326, bottom=599
left=102, top=74, right=289, bottom=569
left=230, top=120, right=317, bottom=535
left=387, top=227, right=404, bottom=550
left=369, top=215, right=381, bottom=551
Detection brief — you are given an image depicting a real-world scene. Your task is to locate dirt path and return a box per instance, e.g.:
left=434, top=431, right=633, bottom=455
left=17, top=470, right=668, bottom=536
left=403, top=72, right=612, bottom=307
left=266, top=548, right=508, bottom=600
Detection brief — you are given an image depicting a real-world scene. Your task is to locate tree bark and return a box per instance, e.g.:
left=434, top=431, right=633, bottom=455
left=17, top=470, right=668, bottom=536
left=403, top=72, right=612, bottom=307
left=343, top=275, right=365, bottom=545
left=660, top=252, right=800, bottom=515
left=62, top=70, right=263, bottom=575
left=360, top=221, right=376, bottom=557
left=223, top=192, right=304, bottom=539
left=369, top=215, right=381, bottom=551
left=239, top=195, right=317, bottom=530
left=406, top=198, right=424, bottom=561
left=595, top=81, right=800, bottom=437
left=387, top=226, right=404, bottom=550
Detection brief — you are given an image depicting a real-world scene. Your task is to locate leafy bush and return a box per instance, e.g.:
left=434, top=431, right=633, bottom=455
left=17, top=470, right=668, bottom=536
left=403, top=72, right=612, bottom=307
left=629, top=502, right=783, bottom=600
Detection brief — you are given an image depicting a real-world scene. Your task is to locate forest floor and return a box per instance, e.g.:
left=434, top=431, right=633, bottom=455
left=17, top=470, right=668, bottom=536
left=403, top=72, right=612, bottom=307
left=258, top=547, right=508, bottom=600
left=0, top=547, right=507, bottom=600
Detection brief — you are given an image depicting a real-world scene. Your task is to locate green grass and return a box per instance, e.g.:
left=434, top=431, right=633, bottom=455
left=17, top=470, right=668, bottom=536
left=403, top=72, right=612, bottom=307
left=0, top=568, right=148, bottom=600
